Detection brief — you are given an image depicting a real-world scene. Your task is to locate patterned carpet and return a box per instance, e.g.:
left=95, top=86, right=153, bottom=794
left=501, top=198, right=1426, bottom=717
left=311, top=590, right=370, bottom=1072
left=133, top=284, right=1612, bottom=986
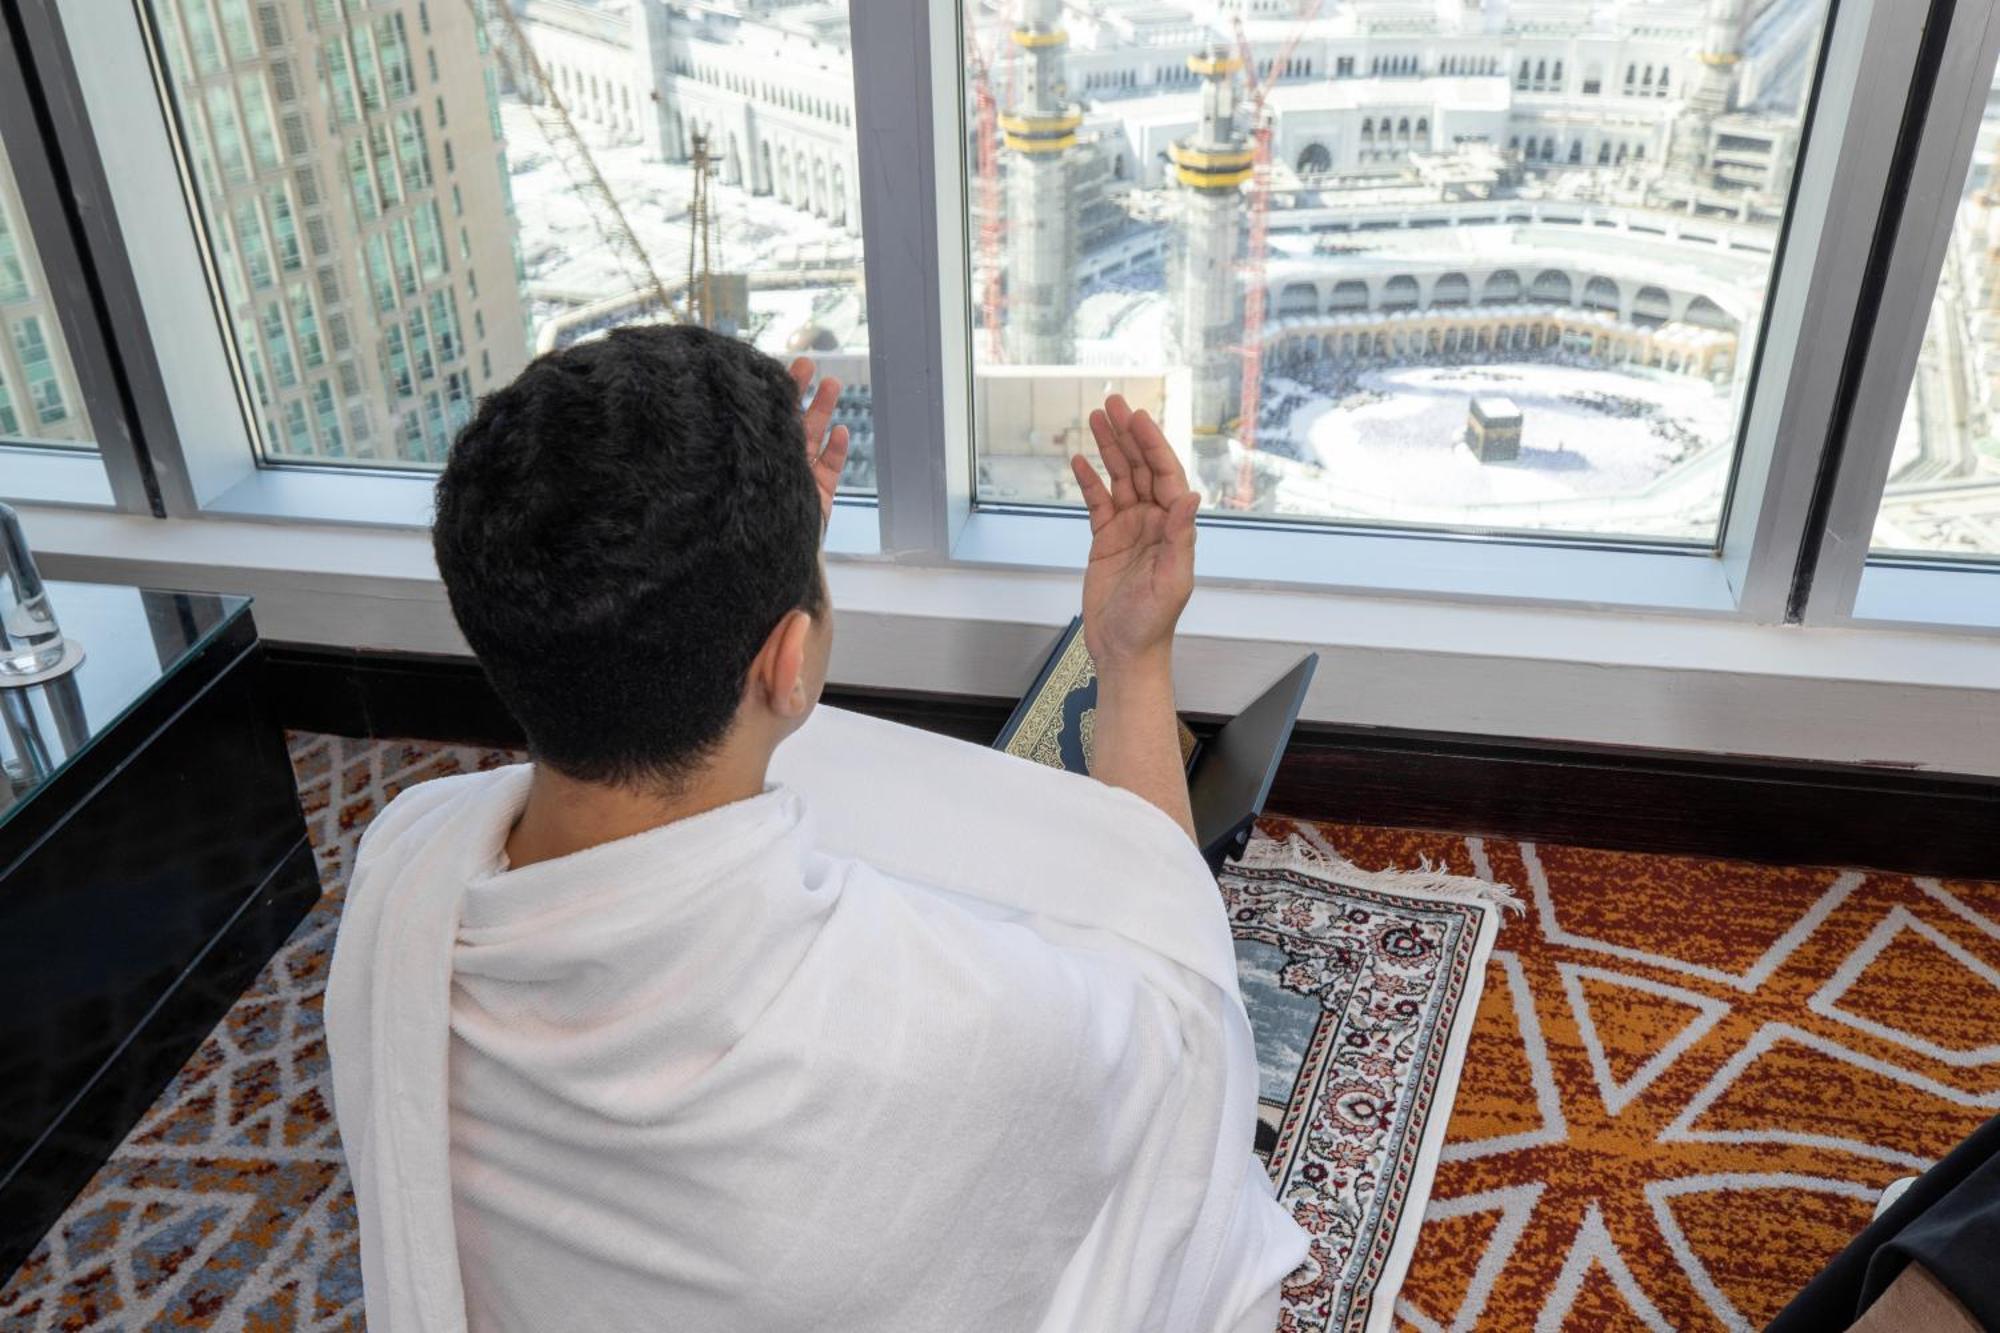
left=0, top=737, right=518, bottom=1333
left=2, top=735, right=1996, bottom=1331
left=1343, top=825, right=2000, bottom=1333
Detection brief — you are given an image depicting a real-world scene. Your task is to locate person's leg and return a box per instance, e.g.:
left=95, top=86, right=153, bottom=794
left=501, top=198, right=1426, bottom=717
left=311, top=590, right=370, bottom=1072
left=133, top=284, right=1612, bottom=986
left=1768, top=1114, right=2000, bottom=1331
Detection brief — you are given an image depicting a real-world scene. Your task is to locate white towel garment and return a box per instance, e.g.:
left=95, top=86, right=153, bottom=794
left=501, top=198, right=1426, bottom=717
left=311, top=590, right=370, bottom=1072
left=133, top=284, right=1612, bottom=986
left=325, top=705, right=1308, bottom=1331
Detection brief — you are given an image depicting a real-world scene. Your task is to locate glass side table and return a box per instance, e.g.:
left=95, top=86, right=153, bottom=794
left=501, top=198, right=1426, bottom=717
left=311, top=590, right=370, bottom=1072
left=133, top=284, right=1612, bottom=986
left=0, top=583, right=241, bottom=824
left=0, top=581, right=320, bottom=1280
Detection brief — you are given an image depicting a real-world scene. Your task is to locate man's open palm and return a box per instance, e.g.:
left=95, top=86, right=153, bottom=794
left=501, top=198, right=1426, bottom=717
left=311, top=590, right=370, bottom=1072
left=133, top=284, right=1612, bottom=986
left=790, top=357, right=849, bottom=530
left=1071, top=396, right=1200, bottom=670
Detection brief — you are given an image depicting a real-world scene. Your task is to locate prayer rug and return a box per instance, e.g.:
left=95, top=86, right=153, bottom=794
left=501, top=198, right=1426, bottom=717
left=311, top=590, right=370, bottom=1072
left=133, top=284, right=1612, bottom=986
left=4, top=738, right=1997, bottom=1332
left=1224, top=833, right=1511, bottom=1333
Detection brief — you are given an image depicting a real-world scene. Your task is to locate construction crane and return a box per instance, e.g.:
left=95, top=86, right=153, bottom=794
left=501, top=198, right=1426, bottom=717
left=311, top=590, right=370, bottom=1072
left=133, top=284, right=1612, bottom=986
left=686, top=131, right=717, bottom=328
left=1229, top=2, right=1324, bottom=510
left=467, top=0, right=675, bottom=320
left=968, top=34, right=1006, bottom=362
left=968, top=2, right=1020, bottom=363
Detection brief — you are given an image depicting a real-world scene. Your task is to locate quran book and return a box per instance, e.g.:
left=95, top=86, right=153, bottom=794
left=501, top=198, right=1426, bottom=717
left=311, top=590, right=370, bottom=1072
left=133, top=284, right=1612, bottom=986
left=994, top=617, right=1200, bottom=777
left=995, top=618, right=1318, bottom=875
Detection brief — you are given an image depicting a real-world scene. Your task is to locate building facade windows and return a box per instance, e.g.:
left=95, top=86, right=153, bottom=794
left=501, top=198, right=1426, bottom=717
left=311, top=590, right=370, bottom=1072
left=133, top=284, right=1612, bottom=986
left=12, top=317, right=66, bottom=424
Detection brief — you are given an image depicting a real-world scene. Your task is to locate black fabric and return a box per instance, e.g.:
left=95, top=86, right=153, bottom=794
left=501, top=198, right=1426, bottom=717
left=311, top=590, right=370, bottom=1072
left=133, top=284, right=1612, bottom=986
left=1767, top=1113, right=2000, bottom=1332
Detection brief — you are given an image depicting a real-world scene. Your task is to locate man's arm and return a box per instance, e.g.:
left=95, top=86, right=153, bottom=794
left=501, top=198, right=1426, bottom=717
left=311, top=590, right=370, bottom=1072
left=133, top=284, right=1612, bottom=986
left=1070, top=396, right=1201, bottom=841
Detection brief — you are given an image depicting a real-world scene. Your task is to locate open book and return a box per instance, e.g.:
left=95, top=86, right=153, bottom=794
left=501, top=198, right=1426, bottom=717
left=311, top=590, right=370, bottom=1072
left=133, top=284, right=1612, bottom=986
left=994, top=617, right=1317, bottom=874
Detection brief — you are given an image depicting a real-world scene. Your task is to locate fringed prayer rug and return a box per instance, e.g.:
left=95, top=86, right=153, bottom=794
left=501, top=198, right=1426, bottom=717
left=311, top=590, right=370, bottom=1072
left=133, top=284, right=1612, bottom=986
left=4, top=738, right=1997, bottom=1332
left=1224, top=831, right=1512, bottom=1333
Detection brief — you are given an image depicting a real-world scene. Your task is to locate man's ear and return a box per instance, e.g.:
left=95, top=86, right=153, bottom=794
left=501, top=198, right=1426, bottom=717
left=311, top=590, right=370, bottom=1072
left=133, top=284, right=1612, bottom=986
left=750, top=609, right=817, bottom=719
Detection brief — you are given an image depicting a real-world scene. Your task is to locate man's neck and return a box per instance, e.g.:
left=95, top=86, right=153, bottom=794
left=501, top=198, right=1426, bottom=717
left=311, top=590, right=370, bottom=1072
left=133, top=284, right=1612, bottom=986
left=503, top=749, right=769, bottom=870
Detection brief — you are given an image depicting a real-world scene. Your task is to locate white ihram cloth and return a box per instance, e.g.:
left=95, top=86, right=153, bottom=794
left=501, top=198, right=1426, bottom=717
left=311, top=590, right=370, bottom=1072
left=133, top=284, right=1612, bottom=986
left=326, top=705, right=1308, bottom=1332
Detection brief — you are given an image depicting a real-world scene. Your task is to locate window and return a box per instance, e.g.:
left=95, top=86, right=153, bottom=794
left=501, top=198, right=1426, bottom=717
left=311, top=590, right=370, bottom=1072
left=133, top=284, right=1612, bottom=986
left=239, top=75, right=280, bottom=169
left=143, top=0, right=872, bottom=485
left=234, top=198, right=273, bottom=287
left=1870, top=70, right=2000, bottom=560
left=0, top=137, right=92, bottom=449
left=12, top=318, right=68, bottom=426
left=289, top=283, right=323, bottom=367
left=962, top=1, right=1835, bottom=544
left=269, top=186, right=301, bottom=269
left=2, top=0, right=1987, bottom=642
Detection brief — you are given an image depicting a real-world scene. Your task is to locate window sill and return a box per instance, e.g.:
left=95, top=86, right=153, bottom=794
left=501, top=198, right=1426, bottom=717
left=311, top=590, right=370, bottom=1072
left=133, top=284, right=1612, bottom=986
left=1, top=445, right=115, bottom=509
left=951, top=508, right=1740, bottom=615
left=199, top=464, right=884, bottom=557
left=1850, top=560, right=2000, bottom=633
left=20, top=504, right=2000, bottom=778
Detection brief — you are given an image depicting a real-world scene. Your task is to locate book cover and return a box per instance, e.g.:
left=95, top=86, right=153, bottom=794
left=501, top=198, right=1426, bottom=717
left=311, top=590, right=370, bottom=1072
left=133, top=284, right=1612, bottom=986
left=995, top=617, right=1200, bottom=777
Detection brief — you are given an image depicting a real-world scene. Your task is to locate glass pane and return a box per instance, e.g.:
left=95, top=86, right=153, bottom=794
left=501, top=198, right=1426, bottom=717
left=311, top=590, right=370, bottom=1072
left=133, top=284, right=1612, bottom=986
left=1872, top=66, right=2000, bottom=561
left=965, top=0, right=1832, bottom=543
left=0, top=134, right=96, bottom=451
left=144, top=0, right=872, bottom=491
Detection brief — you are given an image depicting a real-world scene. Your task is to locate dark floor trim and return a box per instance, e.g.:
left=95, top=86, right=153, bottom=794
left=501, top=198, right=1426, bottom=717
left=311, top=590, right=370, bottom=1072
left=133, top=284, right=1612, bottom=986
left=263, top=643, right=2000, bottom=881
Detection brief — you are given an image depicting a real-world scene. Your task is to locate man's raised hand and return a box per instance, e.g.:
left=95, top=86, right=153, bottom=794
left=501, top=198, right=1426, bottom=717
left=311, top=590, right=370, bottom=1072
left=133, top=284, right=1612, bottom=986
left=790, top=356, right=849, bottom=530
left=1070, top=395, right=1200, bottom=673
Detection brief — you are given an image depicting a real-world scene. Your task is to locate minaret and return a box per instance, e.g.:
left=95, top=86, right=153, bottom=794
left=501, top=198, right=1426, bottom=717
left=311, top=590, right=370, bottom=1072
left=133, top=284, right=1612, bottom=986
left=1001, top=0, right=1082, bottom=364
left=1668, top=0, right=1749, bottom=177
left=1169, top=47, right=1254, bottom=440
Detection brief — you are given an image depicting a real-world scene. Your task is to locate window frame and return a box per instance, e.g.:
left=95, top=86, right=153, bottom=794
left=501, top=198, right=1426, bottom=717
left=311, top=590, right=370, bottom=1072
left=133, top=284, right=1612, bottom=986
left=0, top=1, right=159, bottom=513
left=856, top=0, right=1942, bottom=620
left=7, top=0, right=1997, bottom=634
left=1798, top=0, right=2000, bottom=632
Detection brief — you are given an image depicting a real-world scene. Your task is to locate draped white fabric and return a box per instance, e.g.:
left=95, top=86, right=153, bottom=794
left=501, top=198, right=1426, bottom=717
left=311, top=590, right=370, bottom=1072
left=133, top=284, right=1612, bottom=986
left=326, top=705, right=1307, bottom=1331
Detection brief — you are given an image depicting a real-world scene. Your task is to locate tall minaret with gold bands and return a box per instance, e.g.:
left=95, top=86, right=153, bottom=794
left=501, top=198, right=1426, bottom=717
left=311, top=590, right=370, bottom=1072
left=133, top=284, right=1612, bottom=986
left=1668, top=0, right=1749, bottom=179
left=1169, top=47, right=1253, bottom=441
left=1001, top=0, right=1082, bottom=364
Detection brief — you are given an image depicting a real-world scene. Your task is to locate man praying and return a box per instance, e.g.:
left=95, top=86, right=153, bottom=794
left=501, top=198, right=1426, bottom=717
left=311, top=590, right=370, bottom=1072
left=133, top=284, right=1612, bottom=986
left=325, top=325, right=1308, bottom=1331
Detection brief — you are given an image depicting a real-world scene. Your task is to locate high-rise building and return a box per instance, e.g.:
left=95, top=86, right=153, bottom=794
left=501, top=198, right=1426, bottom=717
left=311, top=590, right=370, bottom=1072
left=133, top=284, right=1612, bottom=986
left=1001, top=0, right=1081, bottom=365
left=1169, top=48, right=1252, bottom=442
left=0, top=140, right=87, bottom=446
left=150, top=0, right=529, bottom=465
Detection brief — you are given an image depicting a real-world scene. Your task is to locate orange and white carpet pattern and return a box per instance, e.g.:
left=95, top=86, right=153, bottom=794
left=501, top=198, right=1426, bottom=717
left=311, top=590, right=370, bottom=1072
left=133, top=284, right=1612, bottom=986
left=1282, top=821, right=2000, bottom=1333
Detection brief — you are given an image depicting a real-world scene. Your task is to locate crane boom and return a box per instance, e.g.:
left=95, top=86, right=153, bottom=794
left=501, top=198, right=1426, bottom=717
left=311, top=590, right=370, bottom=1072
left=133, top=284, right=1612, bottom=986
left=1230, top=3, right=1324, bottom=509
left=969, top=35, right=1006, bottom=362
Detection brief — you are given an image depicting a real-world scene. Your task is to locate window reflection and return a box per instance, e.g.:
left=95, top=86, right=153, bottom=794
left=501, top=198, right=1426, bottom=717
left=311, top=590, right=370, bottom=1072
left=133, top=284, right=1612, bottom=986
left=0, top=136, right=92, bottom=449
left=1874, top=68, right=2000, bottom=560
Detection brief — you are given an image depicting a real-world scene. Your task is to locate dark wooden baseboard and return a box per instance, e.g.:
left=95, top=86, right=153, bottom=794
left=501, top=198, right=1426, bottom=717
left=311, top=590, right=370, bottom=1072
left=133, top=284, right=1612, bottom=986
left=262, top=643, right=2000, bottom=881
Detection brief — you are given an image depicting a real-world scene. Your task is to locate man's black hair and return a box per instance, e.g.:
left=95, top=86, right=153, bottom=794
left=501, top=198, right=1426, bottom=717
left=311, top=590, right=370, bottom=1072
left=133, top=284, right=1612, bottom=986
left=433, top=323, right=824, bottom=788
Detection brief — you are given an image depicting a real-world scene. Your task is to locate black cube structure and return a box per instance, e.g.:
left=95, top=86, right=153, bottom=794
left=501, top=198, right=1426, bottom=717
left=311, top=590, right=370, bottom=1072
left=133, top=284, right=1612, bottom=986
left=1466, top=395, right=1524, bottom=462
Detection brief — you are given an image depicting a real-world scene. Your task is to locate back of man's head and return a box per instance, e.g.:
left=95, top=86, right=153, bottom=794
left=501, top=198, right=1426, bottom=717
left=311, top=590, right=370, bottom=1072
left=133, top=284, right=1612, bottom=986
left=434, top=324, right=823, bottom=790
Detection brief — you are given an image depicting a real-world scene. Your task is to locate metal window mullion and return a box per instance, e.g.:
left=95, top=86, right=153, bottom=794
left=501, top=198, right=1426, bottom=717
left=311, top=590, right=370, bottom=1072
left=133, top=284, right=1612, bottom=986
left=1804, top=0, right=2000, bottom=621
left=1717, top=0, right=1929, bottom=622
left=850, top=0, right=971, bottom=562
left=51, top=0, right=264, bottom=513
left=0, top=2, right=160, bottom=514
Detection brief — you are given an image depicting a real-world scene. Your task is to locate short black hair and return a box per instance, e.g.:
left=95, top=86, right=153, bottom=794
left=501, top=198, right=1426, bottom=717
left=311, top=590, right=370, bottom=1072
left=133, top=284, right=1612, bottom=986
left=434, top=323, right=823, bottom=788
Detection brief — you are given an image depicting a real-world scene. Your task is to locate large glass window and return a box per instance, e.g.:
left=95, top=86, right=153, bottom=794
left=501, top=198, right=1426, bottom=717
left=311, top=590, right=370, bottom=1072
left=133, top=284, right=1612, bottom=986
left=0, top=134, right=93, bottom=450
left=1871, top=67, right=2000, bottom=561
left=145, top=0, right=873, bottom=485
left=963, top=0, right=1833, bottom=543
